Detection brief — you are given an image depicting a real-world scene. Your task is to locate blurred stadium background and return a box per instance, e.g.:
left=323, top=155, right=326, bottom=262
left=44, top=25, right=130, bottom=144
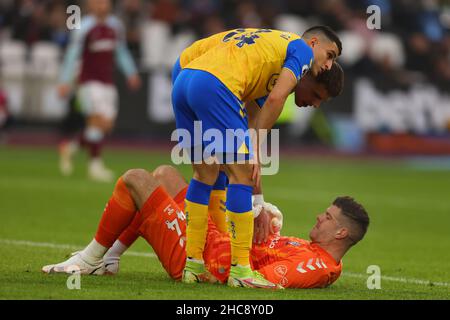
left=1, top=0, right=450, bottom=300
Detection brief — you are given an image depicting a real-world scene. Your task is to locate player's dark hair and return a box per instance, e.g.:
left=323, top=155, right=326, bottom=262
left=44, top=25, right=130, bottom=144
left=302, top=25, right=342, bottom=56
left=316, top=62, right=344, bottom=97
left=333, top=196, right=369, bottom=245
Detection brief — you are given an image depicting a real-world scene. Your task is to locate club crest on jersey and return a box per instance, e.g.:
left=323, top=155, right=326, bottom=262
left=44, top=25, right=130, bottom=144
left=273, top=265, right=289, bottom=287
left=274, top=265, right=287, bottom=277
left=266, top=73, right=279, bottom=92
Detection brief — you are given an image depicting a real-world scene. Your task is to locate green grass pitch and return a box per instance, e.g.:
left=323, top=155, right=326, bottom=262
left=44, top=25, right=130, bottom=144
left=0, top=145, right=449, bottom=299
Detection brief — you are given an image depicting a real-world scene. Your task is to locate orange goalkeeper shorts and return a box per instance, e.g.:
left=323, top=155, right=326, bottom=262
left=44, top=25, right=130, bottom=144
left=138, top=187, right=188, bottom=280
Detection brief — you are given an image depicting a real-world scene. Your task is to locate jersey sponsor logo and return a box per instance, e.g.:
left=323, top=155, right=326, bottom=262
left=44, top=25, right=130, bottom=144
left=89, top=39, right=116, bottom=52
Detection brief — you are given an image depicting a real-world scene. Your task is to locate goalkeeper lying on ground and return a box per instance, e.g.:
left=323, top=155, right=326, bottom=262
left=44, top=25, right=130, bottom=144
left=42, top=165, right=370, bottom=289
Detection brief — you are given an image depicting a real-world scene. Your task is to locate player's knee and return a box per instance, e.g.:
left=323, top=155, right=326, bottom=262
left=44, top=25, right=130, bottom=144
left=225, top=163, right=253, bottom=185
left=87, top=115, right=113, bottom=132
left=153, top=165, right=177, bottom=181
left=193, top=165, right=220, bottom=185
left=122, top=169, right=154, bottom=193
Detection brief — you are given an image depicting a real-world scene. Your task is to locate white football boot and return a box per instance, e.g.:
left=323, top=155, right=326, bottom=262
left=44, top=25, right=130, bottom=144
left=42, top=252, right=104, bottom=275
left=59, top=141, right=78, bottom=176
left=88, top=158, right=114, bottom=183
left=103, top=257, right=120, bottom=275
left=102, top=240, right=129, bottom=275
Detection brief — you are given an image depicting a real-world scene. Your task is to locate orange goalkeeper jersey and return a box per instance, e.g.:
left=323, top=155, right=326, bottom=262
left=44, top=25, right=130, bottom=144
left=203, top=220, right=342, bottom=289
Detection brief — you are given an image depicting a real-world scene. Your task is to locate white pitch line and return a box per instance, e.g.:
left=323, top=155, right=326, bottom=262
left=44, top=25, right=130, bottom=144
left=1, top=239, right=449, bottom=288
left=0, top=239, right=156, bottom=258
left=343, top=272, right=449, bottom=288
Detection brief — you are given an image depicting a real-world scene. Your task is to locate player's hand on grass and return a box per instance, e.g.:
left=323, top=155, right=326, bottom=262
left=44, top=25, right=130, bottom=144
left=127, top=74, right=141, bottom=91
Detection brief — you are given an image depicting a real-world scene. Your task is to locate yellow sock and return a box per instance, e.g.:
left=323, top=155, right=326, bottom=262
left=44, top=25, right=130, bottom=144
left=208, top=190, right=227, bottom=233
left=185, top=199, right=209, bottom=260
left=227, top=210, right=254, bottom=266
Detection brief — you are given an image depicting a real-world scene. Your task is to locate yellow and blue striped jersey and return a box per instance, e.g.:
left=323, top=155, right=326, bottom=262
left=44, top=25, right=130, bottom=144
left=179, top=28, right=313, bottom=103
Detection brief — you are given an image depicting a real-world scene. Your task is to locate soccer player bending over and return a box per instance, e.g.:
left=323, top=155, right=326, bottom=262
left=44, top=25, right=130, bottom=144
left=171, top=26, right=342, bottom=289
left=42, top=165, right=369, bottom=289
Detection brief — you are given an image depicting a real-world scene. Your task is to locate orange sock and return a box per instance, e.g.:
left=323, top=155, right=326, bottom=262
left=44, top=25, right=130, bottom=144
left=118, top=210, right=143, bottom=247
left=95, top=177, right=137, bottom=248
left=118, top=187, right=189, bottom=247
left=140, top=186, right=180, bottom=219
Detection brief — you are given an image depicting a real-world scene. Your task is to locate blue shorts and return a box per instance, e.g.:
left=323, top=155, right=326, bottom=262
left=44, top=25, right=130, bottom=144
left=171, top=68, right=252, bottom=164
left=172, top=57, right=182, bottom=85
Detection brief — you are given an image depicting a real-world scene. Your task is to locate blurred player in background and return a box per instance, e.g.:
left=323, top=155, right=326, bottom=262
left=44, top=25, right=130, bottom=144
left=171, top=26, right=342, bottom=288
left=0, top=88, right=8, bottom=142
left=58, top=0, right=141, bottom=182
left=42, top=165, right=369, bottom=289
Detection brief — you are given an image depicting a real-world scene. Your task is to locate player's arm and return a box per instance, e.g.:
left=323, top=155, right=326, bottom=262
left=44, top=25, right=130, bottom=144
left=246, top=99, right=261, bottom=130
left=58, top=24, right=86, bottom=98
left=246, top=99, right=265, bottom=197
left=252, top=69, right=296, bottom=186
left=254, top=68, right=297, bottom=161
left=114, top=19, right=140, bottom=90
left=255, top=36, right=312, bottom=132
left=252, top=39, right=313, bottom=185
left=115, top=37, right=138, bottom=79
left=255, top=68, right=297, bottom=133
